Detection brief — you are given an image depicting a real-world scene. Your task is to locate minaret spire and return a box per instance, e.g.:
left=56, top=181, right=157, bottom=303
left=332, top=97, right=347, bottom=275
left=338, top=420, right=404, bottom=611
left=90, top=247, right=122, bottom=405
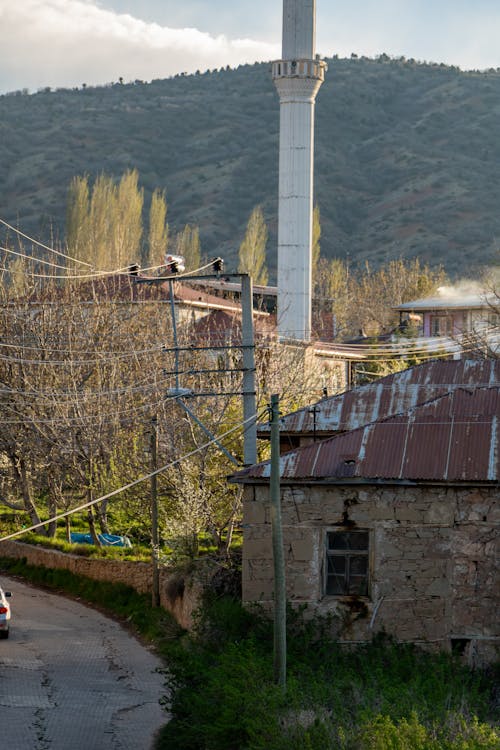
left=273, top=0, right=326, bottom=341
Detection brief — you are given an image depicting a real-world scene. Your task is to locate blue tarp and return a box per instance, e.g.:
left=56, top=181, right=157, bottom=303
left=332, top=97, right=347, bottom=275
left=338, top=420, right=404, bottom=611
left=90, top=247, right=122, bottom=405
left=70, top=532, right=132, bottom=548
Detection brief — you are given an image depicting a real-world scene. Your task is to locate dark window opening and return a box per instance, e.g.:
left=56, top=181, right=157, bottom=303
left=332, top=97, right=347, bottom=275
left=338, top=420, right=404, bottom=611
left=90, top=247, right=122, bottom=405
left=326, top=530, right=369, bottom=596
left=451, top=638, right=470, bottom=656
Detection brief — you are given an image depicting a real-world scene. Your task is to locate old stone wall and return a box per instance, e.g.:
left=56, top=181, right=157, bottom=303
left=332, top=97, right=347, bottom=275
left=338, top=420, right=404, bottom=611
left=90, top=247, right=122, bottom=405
left=0, top=540, right=202, bottom=630
left=242, top=483, right=499, bottom=666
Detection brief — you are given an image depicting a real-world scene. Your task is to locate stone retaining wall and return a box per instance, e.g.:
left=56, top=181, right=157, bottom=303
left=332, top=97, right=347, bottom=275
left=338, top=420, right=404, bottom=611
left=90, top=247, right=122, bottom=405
left=0, top=540, right=202, bottom=630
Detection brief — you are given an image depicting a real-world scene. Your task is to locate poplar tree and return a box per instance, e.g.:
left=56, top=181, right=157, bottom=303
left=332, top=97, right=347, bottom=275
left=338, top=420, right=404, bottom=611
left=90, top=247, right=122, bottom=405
left=176, top=224, right=201, bottom=270
left=146, top=188, right=169, bottom=268
left=238, top=205, right=268, bottom=285
left=312, top=204, right=321, bottom=281
left=113, top=169, right=143, bottom=268
left=89, top=173, right=116, bottom=270
left=66, top=175, right=90, bottom=266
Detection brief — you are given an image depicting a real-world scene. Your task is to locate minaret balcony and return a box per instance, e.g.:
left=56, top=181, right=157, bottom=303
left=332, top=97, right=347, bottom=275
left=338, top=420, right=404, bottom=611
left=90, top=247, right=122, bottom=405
left=272, top=58, right=327, bottom=82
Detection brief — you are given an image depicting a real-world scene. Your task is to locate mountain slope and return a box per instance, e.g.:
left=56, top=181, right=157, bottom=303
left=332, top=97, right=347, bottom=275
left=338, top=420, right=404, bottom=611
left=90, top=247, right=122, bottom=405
left=1, top=57, right=499, bottom=277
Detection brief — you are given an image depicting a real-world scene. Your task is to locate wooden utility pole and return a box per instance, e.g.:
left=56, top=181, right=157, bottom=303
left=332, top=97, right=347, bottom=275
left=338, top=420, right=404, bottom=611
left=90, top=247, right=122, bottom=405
left=150, top=416, right=160, bottom=607
left=270, top=393, right=286, bottom=689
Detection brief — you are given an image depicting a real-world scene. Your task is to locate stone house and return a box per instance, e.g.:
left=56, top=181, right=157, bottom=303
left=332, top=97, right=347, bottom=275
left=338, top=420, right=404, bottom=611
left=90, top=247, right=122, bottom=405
left=231, top=385, right=499, bottom=666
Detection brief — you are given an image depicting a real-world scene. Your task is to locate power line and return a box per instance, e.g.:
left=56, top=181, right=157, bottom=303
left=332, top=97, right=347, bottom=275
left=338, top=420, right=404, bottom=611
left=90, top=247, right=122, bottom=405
left=1, top=245, right=74, bottom=271
left=0, top=410, right=266, bottom=544
left=0, top=217, right=93, bottom=268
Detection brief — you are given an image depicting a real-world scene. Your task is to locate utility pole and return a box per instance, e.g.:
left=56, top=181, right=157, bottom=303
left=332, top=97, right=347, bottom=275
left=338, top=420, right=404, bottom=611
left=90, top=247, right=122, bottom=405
left=150, top=416, right=160, bottom=607
left=270, top=393, right=286, bottom=689
left=135, top=266, right=257, bottom=467
left=241, top=274, right=257, bottom=465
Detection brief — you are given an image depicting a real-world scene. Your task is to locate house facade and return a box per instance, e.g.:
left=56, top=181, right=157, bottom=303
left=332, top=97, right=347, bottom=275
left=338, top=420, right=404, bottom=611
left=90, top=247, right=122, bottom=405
left=393, top=290, right=500, bottom=357
left=233, top=386, right=499, bottom=666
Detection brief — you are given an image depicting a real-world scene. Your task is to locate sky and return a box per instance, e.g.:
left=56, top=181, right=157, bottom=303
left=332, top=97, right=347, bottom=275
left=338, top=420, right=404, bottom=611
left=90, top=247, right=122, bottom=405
left=1, top=0, right=500, bottom=94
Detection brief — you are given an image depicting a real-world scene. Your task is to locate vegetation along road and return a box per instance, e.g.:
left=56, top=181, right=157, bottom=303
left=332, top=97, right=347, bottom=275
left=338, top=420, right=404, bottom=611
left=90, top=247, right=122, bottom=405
left=0, top=576, right=166, bottom=750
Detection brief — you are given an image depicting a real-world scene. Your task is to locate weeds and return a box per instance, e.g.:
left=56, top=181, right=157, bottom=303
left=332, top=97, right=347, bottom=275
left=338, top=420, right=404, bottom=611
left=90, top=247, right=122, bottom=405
left=1, top=558, right=497, bottom=750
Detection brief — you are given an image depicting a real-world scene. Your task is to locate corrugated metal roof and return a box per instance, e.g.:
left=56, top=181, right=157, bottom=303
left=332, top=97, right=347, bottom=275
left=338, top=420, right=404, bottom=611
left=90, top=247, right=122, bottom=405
left=257, top=359, right=500, bottom=437
left=394, top=292, right=495, bottom=311
left=234, top=386, right=500, bottom=484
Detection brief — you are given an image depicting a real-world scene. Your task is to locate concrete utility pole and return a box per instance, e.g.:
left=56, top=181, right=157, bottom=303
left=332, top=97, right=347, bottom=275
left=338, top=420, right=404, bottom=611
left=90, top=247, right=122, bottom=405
left=241, top=274, right=257, bottom=466
left=272, top=0, right=326, bottom=342
left=150, top=416, right=160, bottom=607
left=270, top=393, right=286, bottom=689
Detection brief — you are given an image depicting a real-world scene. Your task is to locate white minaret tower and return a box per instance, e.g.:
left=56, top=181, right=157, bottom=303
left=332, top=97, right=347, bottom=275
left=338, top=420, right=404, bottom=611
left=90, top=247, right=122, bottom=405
left=272, top=0, right=326, bottom=341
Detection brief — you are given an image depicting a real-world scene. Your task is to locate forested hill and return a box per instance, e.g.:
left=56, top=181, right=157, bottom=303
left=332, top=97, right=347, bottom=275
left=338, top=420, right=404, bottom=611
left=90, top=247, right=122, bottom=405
left=1, top=56, right=499, bottom=278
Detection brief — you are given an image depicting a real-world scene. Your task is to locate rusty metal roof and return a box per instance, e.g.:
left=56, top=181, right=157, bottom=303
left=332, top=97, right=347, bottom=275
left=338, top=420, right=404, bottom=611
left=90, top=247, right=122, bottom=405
left=257, top=359, right=500, bottom=438
left=235, top=386, right=500, bottom=484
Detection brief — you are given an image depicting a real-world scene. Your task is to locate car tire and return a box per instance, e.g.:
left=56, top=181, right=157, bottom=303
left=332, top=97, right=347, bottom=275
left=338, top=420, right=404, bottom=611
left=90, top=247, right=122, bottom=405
left=0, top=630, right=8, bottom=639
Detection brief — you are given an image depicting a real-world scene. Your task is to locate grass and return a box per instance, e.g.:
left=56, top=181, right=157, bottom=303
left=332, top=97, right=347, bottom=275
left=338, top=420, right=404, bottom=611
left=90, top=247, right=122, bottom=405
left=20, top=531, right=152, bottom=561
left=1, top=557, right=497, bottom=750
left=156, top=598, right=499, bottom=750
left=2, top=508, right=242, bottom=563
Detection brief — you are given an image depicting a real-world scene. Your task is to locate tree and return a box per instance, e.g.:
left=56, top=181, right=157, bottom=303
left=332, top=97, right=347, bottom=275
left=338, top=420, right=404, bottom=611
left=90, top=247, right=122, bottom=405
left=67, top=170, right=144, bottom=271
left=113, top=169, right=143, bottom=268
left=146, top=188, right=169, bottom=268
left=351, top=258, right=448, bottom=335
left=66, top=175, right=90, bottom=266
left=238, top=206, right=268, bottom=285
left=175, top=224, right=201, bottom=270
left=313, top=256, right=447, bottom=341
left=312, top=204, right=321, bottom=281
left=88, top=173, right=117, bottom=270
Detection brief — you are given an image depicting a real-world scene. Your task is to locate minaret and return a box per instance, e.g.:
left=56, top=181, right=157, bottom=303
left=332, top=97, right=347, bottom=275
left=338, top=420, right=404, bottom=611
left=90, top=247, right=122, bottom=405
left=272, top=0, right=326, bottom=341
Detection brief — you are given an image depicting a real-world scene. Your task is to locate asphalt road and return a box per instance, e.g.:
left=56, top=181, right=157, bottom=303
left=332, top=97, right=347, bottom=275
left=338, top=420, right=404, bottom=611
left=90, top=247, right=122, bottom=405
left=0, top=576, right=168, bottom=749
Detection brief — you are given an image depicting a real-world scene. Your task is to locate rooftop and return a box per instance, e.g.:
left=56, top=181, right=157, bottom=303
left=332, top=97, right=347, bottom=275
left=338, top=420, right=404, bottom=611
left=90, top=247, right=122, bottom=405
left=235, top=385, right=500, bottom=485
left=394, top=290, right=496, bottom=312
left=257, top=359, right=500, bottom=437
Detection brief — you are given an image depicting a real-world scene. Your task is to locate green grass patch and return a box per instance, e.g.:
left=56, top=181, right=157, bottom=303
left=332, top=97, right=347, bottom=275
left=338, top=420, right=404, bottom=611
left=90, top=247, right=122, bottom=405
left=20, top=531, right=152, bottom=561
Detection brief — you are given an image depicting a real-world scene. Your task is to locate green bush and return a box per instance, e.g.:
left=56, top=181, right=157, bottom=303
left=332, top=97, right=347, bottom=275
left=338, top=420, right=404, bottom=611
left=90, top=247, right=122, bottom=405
left=156, top=600, right=498, bottom=750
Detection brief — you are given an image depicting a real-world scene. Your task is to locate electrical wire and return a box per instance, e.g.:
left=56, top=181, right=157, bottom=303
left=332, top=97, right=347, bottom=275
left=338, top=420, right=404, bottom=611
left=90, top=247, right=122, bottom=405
left=1, top=246, right=220, bottom=281
left=0, top=398, right=166, bottom=426
left=0, top=245, right=158, bottom=279
left=0, top=349, right=167, bottom=366
left=0, top=373, right=168, bottom=401
left=0, top=409, right=266, bottom=544
left=1, top=245, right=74, bottom=271
left=0, top=217, right=93, bottom=268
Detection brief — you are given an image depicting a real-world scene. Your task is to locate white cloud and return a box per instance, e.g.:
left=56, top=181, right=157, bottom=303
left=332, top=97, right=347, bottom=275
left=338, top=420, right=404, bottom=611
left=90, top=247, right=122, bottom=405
left=0, top=0, right=280, bottom=92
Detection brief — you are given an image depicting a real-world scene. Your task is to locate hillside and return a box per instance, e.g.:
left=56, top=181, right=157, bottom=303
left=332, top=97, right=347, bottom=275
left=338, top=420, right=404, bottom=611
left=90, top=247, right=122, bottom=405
left=1, top=57, right=500, bottom=278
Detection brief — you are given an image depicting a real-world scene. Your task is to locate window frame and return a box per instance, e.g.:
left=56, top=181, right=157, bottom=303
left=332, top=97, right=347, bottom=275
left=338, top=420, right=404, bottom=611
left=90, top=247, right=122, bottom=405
left=324, top=528, right=371, bottom=599
left=430, top=314, right=453, bottom=337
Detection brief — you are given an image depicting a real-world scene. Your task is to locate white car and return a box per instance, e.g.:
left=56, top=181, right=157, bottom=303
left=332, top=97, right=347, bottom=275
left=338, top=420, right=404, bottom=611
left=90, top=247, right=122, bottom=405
left=0, top=586, right=12, bottom=639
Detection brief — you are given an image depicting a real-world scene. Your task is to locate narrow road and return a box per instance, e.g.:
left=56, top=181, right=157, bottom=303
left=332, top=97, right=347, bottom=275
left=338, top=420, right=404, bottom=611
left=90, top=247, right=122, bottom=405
left=0, top=576, right=167, bottom=749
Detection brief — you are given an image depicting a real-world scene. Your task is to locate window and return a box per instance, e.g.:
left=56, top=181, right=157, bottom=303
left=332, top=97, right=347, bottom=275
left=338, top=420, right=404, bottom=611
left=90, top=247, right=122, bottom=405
left=326, top=530, right=369, bottom=596
left=430, top=315, right=453, bottom=337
